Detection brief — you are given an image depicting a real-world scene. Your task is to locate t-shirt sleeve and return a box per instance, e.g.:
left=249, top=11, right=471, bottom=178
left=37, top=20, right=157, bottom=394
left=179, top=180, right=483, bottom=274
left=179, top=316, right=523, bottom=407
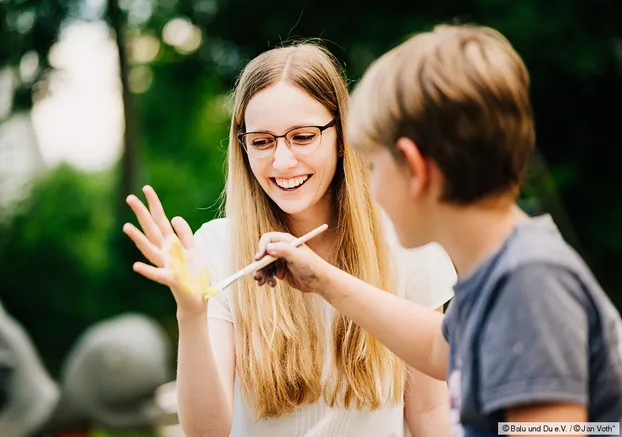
left=397, top=242, right=457, bottom=309
left=193, top=220, right=234, bottom=323
left=441, top=299, right=456, bottom=342
left=478, top=263, right=590, bottom=414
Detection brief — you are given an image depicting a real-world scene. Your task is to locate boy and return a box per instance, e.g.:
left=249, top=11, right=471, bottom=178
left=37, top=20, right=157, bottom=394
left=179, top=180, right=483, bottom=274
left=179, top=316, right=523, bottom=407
left=253, top=24, right=622, bottom=436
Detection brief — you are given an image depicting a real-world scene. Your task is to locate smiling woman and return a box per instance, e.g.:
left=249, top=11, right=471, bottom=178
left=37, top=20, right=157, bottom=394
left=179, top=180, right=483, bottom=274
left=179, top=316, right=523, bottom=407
left=241, top=80, right=338, bottom=216
left=123, top=41, right=456, bottom=437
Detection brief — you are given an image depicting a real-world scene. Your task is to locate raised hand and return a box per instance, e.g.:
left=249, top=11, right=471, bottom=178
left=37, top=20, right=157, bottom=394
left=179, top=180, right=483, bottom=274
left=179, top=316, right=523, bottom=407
left=122, top=185, right=207, bottom=316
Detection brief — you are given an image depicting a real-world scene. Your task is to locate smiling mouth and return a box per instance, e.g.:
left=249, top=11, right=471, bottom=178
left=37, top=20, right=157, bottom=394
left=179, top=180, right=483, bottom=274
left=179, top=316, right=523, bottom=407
left=271, top=175, right=312, bottom=191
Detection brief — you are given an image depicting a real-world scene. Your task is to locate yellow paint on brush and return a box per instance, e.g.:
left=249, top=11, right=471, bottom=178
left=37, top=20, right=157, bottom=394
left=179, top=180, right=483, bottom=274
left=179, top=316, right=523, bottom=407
left=166, top=235, right=217, bottom=299
left=203, top=285, right=220, bottom=300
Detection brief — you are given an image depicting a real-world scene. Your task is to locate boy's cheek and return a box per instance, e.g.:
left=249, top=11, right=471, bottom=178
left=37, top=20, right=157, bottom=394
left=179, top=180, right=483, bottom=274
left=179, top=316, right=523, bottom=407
left=371, top=168, right=398, bottom=212
left=369, top=170, right=385, bottom=204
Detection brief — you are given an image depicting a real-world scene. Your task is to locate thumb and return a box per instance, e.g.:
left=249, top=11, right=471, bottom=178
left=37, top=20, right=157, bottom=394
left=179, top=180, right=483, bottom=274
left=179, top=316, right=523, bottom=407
left=265, top=241, right=303, bottom=262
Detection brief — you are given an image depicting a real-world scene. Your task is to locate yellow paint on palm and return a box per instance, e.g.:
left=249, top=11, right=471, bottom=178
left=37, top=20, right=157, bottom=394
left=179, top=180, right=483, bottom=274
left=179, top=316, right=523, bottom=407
left=165, top=234, right=218, bottom=300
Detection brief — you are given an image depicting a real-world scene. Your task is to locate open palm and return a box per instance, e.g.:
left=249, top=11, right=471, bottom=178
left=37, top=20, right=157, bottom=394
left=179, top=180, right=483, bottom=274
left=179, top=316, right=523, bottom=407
left=122, top=185, right=207, bottom=316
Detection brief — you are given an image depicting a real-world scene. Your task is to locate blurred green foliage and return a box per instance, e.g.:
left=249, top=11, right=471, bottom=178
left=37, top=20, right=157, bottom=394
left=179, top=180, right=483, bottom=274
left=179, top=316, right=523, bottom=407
left=0, top=0, right=73, bottom=112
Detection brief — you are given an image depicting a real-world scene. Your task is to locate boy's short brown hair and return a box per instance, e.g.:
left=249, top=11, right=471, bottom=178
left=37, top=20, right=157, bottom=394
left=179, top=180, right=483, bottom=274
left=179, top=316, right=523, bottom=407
left=347, top=24, right=535, bottom=204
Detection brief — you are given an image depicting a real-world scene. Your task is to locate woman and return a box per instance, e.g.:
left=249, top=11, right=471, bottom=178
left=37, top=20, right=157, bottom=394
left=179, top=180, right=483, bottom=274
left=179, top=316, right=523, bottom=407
left=123, top=42, right=456, bottom=437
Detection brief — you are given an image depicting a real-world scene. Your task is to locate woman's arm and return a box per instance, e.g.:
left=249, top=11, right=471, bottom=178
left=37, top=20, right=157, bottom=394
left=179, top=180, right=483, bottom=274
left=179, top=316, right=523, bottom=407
left=176, top=311, right=235, bottom=437
left=123, top=187, right=236, bottom=437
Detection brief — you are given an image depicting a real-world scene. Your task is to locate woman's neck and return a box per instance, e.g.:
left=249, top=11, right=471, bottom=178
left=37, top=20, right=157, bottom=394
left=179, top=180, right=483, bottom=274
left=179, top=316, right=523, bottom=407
left=286, top=195, right=336, bottom=260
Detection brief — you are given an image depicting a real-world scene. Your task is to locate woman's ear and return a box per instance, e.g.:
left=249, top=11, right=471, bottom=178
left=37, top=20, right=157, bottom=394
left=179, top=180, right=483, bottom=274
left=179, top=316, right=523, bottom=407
left=395, top=137, right=429, bottom=199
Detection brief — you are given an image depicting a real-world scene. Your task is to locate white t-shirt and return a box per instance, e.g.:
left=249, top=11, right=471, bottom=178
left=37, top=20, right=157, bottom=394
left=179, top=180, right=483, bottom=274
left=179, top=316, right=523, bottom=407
left=193, top=217, right=456, bottom=437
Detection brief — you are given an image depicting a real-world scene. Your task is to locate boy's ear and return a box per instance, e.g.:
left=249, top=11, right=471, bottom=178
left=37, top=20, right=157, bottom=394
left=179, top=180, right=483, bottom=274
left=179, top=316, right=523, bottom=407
left=395, top=137, right=429, bottom=199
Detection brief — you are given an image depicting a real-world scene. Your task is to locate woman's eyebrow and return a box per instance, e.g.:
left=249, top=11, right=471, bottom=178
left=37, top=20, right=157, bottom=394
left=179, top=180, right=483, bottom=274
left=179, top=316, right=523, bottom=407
left=246, top=122, right=323, bottom=134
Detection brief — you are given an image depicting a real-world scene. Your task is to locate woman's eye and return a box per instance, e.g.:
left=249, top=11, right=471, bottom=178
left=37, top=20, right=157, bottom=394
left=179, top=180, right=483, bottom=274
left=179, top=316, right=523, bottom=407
left=292, top=134, right=316, bottom=144
left=252, top=139, right=274, bottom=149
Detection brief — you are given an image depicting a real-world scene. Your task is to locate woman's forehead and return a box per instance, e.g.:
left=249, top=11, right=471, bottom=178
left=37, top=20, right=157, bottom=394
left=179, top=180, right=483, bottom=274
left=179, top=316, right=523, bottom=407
left=244, top=82, right=332, bottom=132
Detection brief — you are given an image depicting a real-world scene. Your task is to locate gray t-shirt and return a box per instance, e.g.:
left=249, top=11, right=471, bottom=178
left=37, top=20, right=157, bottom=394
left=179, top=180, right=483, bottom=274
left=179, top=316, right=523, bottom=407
left=442, top=214, right=622, bottom=437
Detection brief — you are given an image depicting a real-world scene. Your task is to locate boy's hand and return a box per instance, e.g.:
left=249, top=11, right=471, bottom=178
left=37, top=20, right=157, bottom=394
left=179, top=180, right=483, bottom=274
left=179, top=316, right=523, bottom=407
left=253, top=232, right=333, bottom=294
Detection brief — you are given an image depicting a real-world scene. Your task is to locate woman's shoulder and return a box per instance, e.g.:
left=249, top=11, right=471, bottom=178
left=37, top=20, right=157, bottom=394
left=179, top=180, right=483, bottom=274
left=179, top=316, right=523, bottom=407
left=193, top=217, right=234, bottom=281
left=195, top=217, right=230, bottom=241
left=194, top=217, right=233, bottom=254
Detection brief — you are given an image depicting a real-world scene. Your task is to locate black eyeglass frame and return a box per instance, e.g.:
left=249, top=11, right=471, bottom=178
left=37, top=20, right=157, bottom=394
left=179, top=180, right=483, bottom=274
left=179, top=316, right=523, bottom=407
left=237, top=119, right=337, bottom=156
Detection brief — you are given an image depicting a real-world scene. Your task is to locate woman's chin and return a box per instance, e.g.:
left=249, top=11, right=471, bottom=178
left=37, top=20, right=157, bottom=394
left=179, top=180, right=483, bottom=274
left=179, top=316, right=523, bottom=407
left=272, top=198, right=313, bottom=216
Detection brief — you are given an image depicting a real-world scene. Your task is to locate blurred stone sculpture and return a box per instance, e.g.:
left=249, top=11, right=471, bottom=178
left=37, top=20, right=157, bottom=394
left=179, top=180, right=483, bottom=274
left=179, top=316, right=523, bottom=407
left=45, top=312, right=174, bottom=434
left=153, top=381, right=185, bottom=437
left=0, top=300, right=60, bottom=437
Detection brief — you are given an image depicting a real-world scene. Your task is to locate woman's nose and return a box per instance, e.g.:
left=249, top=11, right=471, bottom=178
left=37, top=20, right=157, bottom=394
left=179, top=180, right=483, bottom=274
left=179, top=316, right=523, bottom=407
left=272, top=138, right=297, bottom=170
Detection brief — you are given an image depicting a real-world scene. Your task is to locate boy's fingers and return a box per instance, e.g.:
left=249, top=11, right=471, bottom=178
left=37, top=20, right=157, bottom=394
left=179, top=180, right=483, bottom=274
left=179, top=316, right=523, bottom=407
left=257, top=274, right=266, bottom=286
left=265, top=242, right=299, bottom=262
left=255, top=232, right=297, bottom=260
left=275, top=264, right=286, bottom=280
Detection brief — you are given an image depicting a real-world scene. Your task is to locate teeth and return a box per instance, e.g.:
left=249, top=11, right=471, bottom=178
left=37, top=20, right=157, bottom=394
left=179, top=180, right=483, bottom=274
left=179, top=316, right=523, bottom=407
left=275, top=175, right=309, bottom=189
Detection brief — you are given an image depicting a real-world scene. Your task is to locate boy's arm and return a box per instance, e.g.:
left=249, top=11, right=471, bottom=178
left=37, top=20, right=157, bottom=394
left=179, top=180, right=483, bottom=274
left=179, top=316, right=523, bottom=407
left=405, top=305, right=452, bottom=437
left=323, top=264, right=449, bottom=380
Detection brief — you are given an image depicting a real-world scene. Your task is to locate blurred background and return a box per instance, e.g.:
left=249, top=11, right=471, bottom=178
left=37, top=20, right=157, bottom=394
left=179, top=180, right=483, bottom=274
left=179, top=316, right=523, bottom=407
left=0, top=0, right=620, bottom=435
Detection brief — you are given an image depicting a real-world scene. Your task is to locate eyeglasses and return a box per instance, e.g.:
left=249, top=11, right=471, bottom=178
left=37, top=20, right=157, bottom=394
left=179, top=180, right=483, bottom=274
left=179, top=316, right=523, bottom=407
left=238, top=120, right=336, bottom=159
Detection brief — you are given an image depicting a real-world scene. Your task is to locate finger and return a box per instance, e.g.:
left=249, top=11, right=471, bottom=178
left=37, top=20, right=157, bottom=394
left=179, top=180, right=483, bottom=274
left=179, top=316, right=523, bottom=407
left=264, top=265, right=277, bottom=287
left=256, top=272, right=267, bottom=286
left=143, top=185, right=174, bottom=239
left=257, top=265, right=276, bottom=286
left=266, top=263, right=276, bottom=277
left=171, top=216, right=195, bottom=250
left=264, top=241, right=300, bottom=262
left=275, top=262, right=287, bottom=280
left=132, top=262, right=174, bottom=286
left=254, top=232, right=297, bottom=260
left=123, top=223, right=164, bottom=267
left=126, top=194, right=164, bottom=246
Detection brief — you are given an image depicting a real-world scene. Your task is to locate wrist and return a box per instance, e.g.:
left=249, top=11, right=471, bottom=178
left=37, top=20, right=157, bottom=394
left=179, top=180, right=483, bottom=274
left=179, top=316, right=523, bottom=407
left=315, top=263, right=342, bottom=300
left=176, top=305, right=208, bottom=326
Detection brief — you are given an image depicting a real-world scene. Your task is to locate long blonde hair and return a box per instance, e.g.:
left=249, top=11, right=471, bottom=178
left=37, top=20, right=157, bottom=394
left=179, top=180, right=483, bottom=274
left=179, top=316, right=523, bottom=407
left=221, top=42, right=404, bottom=419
